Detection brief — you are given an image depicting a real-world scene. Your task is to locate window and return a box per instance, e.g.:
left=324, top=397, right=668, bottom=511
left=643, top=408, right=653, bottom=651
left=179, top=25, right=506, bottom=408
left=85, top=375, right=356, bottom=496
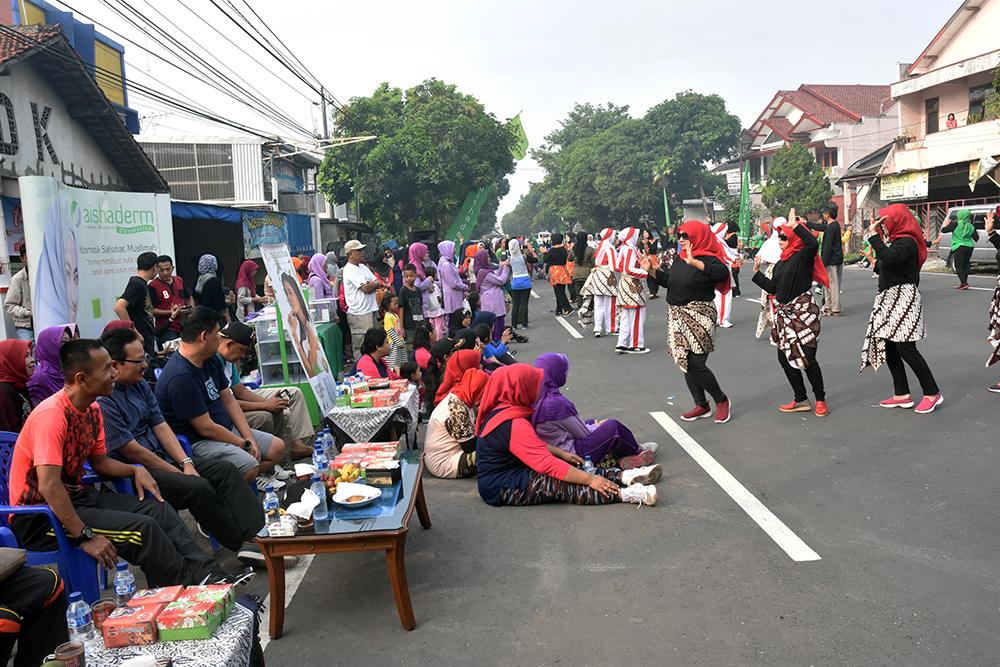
left=816, top=147, right=838, bottom=168
left=142, top=142, right=234, bottom=201
left=970, top=83, right=994, bottom=119
left=749, top=157, right=761, bottom=182
left=94, top=40, right=125, bottom=106
left=925, top=97, right=939, bottom=135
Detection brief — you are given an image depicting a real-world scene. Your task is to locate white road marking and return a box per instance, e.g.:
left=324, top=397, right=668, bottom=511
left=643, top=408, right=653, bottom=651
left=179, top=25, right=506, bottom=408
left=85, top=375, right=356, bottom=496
left=259, top=554, right=315, bottom=650
left=966, top=286, right=992, bottom=291
left=530, top=289, right=540, bottom=299
left=555, top=315, right=583, bottom=338
left=650, top=411, right=821, bottom=562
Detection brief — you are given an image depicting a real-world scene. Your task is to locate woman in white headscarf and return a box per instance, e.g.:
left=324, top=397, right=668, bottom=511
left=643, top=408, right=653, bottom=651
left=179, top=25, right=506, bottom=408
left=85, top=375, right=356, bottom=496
left=508, top=238, right=534, bottom=330
left=755, top=220, right=784, bottom=339
left=614, top=228, right=649, bottom=354
left=589, top=229, right=618, bottom=338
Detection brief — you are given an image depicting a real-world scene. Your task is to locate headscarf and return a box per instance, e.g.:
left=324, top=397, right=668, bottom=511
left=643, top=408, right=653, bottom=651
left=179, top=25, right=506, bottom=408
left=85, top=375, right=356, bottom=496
left=27, top=324, right=73, bottom=403
left=196, top=254, right=218, bottom=296
left=35, top=203, right=75, bottom=330
left=453, top=328, right=480, bottom=351
left=0, top=340, right=33, bottom=388
left=307, top=254, right=328, bottom=281
left=438, top=241, right=456, bottom=265
left=679, top=220, right=732, bottom=293
left=595, top=228, right=616, bottom=267
left=531, top=353, right=578, bottom=426
left=236, top=260, right=258, bottom=293
left=455, top=368, right=489, bottom=408
left=776, top=222, right=829, bottom=288
left=470, top=311, right=496, bottom=331
left=326, top=251, right=339, bottom=278
left=409, top=242, right=429, bottom=279
left=573, top=232, right=589, bottom=265
left=757, top=218, right=784, bottom=265
left=508, top=239, right=529, bottom=279
left=473, top=249, right=493, bottom=292
left=435, top=349, right=482, bottom=405
left=475, top=364, right=545, bottom=438
left=291, top=257, right=309, bottom=283
left=102, top=320, right=135, bottom=335
left=879, top=203, right=928, bottom=268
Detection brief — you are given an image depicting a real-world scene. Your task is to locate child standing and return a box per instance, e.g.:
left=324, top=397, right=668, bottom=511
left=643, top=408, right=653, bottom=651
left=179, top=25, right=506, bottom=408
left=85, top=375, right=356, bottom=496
left=398, top=264, right=425, bottom=356
left=424, top=264, right=448, bottom=341
left=382, top=293, right=407, bottom=373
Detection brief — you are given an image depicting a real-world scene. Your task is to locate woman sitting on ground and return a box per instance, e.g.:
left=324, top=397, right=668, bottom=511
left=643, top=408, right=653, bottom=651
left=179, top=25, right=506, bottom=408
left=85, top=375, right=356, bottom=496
left=0, top=339, right=34, bottom=432
left=424, top=336, right=457, bottom=412
left=475, top=365, right=661, bottom=507
left=410, top=322, right=435, bottom=371
left=449, top=308, right=471, bottom=337
left=532, top=353, right=657, bottom=469
left=351, top=327, right=402, bottom=380
left=425, top=368, right=489, bottom=479
left=434, top=349, right=482, bottom=407
left=474, top=323, right=514, bottom=368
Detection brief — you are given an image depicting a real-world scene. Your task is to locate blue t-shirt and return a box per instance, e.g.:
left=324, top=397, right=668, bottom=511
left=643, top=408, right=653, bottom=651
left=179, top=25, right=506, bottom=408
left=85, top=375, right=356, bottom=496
left=154, top=352, right=232, bottom=441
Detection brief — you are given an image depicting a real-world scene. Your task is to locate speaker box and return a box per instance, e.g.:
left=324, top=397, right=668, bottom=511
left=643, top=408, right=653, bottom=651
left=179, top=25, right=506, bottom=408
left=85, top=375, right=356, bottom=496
left=406, top=230, right=440, bottom=263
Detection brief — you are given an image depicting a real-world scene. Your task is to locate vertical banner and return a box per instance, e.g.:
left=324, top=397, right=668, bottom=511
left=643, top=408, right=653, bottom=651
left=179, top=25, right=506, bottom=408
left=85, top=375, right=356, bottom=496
left=508, top=113, right=529, bottom=161
left=443, top=186, right=492, bottom=242
left=259, top=242, right=336, bottom=415
left=242, top=211, right=287, bottom=259
left=19, top=176, right=173, bottom=338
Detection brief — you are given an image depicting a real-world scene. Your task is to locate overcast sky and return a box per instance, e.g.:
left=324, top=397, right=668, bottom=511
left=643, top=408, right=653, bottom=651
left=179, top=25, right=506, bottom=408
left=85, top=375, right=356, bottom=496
left=81, top=0, right=960, bottom=220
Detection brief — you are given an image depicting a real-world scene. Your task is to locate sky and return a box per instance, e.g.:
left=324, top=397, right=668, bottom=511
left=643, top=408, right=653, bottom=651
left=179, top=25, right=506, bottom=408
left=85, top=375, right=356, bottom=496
left=76, top=0, right=961, bottom=221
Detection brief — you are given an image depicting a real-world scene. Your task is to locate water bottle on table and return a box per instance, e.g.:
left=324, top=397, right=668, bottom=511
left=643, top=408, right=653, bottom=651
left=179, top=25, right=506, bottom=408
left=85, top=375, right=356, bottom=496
left=582, top=456, right=595, bottom=474
left=66, top=591, right=95, bottom=650
left=313, top=442, right=329, bottom=474
left=113, top=561, right=136, bottom=607
left=264, top=485, right=280, bottom=524
left=310, top=474, right=329, bottom=520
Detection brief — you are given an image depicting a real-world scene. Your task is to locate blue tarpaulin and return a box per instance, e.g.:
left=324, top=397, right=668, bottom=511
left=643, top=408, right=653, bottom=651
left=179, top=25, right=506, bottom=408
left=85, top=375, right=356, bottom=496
left=171, top=201, right=243, bottom=223
left=286, top=213, right=313, bottom=255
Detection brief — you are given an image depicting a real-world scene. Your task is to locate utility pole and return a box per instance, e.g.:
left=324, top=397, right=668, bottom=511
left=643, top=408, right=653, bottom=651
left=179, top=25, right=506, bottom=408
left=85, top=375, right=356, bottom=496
left=320, top=86, right=329, bottom=140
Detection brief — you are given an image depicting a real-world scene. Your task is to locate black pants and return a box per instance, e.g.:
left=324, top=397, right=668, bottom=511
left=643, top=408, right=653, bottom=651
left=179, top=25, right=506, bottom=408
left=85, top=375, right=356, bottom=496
left=777, top=345, right=825, bottom=402
left=553, top=284, right=572, bottom=314
left=0, top=566, right=67, bottom=667
left=885, top=340, right=939, bottom=396
left=573, top=277, right=588, bottom=308
left=953, top=245, right=973, bottom=285
left=684, top=352, right=726, bottom=407
left=150, top=458, right=264, bottom=552
left=731, top=267, right=741, bottom=296
left=646, top=275, right=659, bottom=296
left=12, top=486, right=226, bottom=587
left=511, top=288, right=531, bottom=326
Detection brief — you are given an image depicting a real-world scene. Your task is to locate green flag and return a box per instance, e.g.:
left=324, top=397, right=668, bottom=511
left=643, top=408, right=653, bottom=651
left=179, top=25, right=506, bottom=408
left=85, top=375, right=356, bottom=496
left=508, top=113, right=529, bottom=161
left=737, top=161, right=751, bottom=241
left=444, top=186, right=493, bottom=242
left=663, top=188, right=671, bottom=230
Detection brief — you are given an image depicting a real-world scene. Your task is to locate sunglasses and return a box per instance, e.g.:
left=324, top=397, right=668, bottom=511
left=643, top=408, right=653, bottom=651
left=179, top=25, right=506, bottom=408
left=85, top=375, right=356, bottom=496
left=678, top=232, right=689, bottom=240
left=778, top=234, right=788, bottom=241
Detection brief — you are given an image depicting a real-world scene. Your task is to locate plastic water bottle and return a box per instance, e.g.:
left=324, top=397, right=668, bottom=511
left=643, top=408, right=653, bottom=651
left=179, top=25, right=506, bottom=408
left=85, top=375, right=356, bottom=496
left=312, top=442, right=329, bottom=474
left=311, top=475, right=329, bottom=521
left=113, top=562, right=136, bottom=607
left=582, top=456, right=595, bottom=474
left=66, top=591, right=95, bottom=647
left=323, top=429, right=338, bottom=463
left=264, top=485, right=280, bottom=525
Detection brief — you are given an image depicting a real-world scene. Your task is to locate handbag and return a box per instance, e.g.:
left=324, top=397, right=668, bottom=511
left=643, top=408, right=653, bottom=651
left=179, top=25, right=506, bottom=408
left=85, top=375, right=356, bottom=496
left=0, top=547, right=26, bottom=583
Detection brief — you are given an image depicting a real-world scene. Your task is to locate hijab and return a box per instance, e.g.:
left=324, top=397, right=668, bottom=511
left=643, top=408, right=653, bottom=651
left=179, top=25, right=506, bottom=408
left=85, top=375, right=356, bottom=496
left=291, top=257, right=309, bottom=283
left=438, top=241, right=456, bottom=264
left=409, top=243, right=429, bottom=279
left=435, top=349, right=482, bottom=406
left=326, top=251, right=339, bottom=277
left=102, top=320, right=135, bottom=335
left=776, top=222, right=829, bottom=288
left=27, top=324, right=73, bottom=403
left=475, top=364, right=545, bottom=438
left=531, top=353, right=578, bottom=426
left=196, top=254, right=218, bottom=296
left=455, top=368, right=489, bottom=408
left=307, top=254, right=328, bottom=281
left=757, top=218, right=784, bottom=265
left=0, top=340, right=32, bottom=388
left=573, top=231, right=589, bottom=265
left=679, top=220, right=732, bottom=293
left=473, top=249, right=492, bottom=292
left=879, top=203, right=927, bottom=267
left=470, top=311, right=496, bottom=331
left=236, top=260, right=258, bottom=292
left=595, top=228, right=616, bottom=266
left=508, top=239, right=529, bottom=279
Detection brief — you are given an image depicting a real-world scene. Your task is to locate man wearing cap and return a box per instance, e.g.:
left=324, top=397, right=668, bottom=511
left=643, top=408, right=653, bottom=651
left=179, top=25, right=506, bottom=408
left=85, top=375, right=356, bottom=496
left=217, top=321, right=315, bottom=461
left=806, top=202, right=844, bottom=316
left=341, top=239, right=381, bottom=358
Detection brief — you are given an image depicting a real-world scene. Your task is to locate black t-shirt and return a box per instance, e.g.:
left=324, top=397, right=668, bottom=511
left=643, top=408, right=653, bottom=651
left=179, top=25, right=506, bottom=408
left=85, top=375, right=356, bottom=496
left=751, top=225, right=818, bottom=304
left=869, top=235, right=920, bottom=291
left=653, top=255, right=730, bottom=306
left=544, top=247, right=568, bottom=266
left=154, top=352, right=232, bottom=441
left=398, top=285, right=425, bottom=331
left=121, top=275, right=156, bottom=356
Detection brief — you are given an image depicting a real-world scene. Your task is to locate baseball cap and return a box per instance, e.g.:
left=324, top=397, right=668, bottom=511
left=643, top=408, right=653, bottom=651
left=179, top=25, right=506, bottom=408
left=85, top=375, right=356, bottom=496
left=220, top=321, right=254, bottom=347
left=344, top=239, right=364, bottom=252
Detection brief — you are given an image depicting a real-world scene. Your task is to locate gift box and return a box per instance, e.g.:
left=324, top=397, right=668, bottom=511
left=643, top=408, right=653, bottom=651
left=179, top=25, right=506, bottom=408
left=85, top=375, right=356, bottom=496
left=368, top=378, right=390, bottom=390
left=370, top=388, right=400, bottom=408
left=348, top=380, right=369, bottom=394
left=366, top=464, right=402, bottom=488
left=335, top=392, right=350, bottom=408
left=350, top=391, right=374, bottom=409
left=103, top=603, right=164, bottom=648
left=176, top=584, right=233, bottom=621
left=157, top=598, right=225, bottom=641
left=388, top=379, right=410, bottom=392
left=127, top=586, right=184, bottom=607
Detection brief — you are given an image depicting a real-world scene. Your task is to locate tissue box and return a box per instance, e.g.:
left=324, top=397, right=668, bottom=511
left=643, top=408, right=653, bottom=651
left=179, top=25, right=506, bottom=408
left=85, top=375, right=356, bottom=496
left=176, top=585, right=233, bottom=621
left=157, top=599, right=225, bottom=641
left=267, top=515, right=298, bottom=537
left=350, top=391, right=374, bottom=409
left=103, top=603, right=164, bottom=647
left=127, top=586, right=184, bottom=607
left=371, top=388, right=400, bottom=408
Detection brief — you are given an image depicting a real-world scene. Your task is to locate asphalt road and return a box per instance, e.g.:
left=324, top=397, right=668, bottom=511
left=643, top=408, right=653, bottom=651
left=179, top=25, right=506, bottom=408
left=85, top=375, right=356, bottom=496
left=251, top=265, right=1000, bottom=666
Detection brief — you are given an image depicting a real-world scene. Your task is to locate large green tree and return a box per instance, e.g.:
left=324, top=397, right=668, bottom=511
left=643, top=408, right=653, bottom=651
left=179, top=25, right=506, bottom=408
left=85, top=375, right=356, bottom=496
left=760, top=142, right=833, bottom=218
left=318, top=79, right=517, bottom=238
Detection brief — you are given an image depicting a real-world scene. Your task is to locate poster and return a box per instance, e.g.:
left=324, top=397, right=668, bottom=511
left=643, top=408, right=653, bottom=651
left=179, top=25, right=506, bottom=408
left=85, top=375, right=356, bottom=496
left=259, top=242, right=336, bottom=414
left=19, top=176, right=174, bottom=338
left=3, top=197, right=24, bottom=257
left=243, top=211, right=287, bottom=259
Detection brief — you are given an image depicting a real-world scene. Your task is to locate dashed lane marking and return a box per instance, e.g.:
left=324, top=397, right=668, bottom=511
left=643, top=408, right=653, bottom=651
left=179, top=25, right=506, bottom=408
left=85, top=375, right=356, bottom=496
left=530, top=289, right=540, bottom=299
left=555, top=315, right=584, bottom=339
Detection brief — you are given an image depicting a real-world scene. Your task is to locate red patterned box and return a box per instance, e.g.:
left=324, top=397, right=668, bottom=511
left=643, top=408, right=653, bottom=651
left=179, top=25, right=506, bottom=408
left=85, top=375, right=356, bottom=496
left=175, top=584, right=233, bottom=620
left=157, top=599, right=225, bottom=641
left=127, top=586, right=184, bottom=607
left=371, top=388, right=400, bottom=408
left=102, top=603, right=164, bottom=647
left=388, top=379, right=410, bottom=392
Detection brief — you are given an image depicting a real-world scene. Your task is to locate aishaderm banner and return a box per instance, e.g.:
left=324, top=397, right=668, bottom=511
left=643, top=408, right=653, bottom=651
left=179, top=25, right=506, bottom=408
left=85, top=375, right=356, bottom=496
left=19, top=176, right=174, bottom=338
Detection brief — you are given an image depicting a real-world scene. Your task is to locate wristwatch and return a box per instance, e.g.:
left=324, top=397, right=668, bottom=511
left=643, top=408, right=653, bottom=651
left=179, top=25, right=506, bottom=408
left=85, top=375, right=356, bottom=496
left=78, top=526, right=94, bottom=542
left=240, top=440, right=253, bottom=452
left=181, top=457, right=194, bottom=466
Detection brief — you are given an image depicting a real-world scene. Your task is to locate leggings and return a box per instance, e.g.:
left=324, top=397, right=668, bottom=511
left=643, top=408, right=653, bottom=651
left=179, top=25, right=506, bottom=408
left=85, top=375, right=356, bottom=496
left=500, top=468, right=624, bottom=506
left=510, top=288, right=531, bottom=326
left=885, top=340, right=939, bottom=396
left=553, top=284, right=572, bottom=313
left=493, top=315, right=506, bottom=342
left=571, top=419, right=641, bottom=462
left=777, top=345, right=825, bottom=402
left=684, top=352, right=726, bottom=408
left=647, top=275, right=659, bottom=296
left=953, top=245, right=973, bottom=285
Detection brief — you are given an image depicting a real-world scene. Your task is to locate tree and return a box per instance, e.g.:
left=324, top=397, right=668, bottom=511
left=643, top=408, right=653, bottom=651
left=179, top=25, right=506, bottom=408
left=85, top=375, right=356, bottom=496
left=318, top=79, right=517, bottom=238
left=760, top=142, right=833, bottom=218
left=713, top=184, right=760, bottom=230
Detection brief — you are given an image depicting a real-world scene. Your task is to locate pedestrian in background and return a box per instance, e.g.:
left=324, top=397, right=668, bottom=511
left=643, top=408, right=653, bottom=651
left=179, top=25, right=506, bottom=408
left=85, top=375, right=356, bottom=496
left=806, top=202, right=844, bottom=315
left=4, top=245, right=32, bottom=341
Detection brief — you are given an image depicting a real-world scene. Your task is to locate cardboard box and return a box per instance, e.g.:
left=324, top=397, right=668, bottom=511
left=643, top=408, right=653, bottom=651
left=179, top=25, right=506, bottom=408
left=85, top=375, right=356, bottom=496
left=366, top=465, right=402, bottom=488
left=388, top=379, right=410, bottom=392
left=176, top=585, right=233, bottom=620
left=103, top=603, right=164, bottom=648
left=350, top=391, right=374, bottom=409
left=157, top=598, right=225, bottom=641
left=127, top=586, right=184, bottom=607
left=368, top=378, right=390, bottom=390
left=371, top=388, right=400, bottom=408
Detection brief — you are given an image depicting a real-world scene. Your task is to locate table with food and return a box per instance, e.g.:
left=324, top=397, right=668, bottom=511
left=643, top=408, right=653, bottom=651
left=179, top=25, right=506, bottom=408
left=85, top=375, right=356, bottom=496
left=323, top=375, right=420, bottom=448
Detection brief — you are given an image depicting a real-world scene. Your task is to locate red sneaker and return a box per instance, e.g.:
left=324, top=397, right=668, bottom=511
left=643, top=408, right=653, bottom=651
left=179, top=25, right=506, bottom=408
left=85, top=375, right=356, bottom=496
left=914, top=393, right=943, bottom=414
left=814, top=401, right=828, bottom=417
left=680, top=405, right=712, bottom=421
left=619, top=450, right=654, bottom=470
left=714, top=398, right=731, bottom=424
left=879, top=396, right=914, bottom=409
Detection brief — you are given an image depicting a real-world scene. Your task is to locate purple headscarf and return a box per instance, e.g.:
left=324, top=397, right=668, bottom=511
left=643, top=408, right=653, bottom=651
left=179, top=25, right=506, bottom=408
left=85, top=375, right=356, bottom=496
left=27, top=324, right=74, bottom=407
left=473, top=249, right=492, bottom=292
left=531, top=353, right=578, bottom=426
left=409, top=243, right=428, bottom=279
left=438, top=240, right=455, bottom=264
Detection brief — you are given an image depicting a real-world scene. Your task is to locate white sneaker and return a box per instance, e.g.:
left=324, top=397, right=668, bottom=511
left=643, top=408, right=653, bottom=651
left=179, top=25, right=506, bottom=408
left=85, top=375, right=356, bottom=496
left=719, top=322, right=734, bottom=328
left=256, top=474, right=285, bottom=492
left=621, top=464, right=662, bottom=486
left=628, top=347, right=650, bottom=354
left=639, top=442, right=659, bottom=454
left=272, top=464, right=291, bottom=480
left=594, top=332, right=602, bottom=338
left=620, top=483, right=657, bottom=506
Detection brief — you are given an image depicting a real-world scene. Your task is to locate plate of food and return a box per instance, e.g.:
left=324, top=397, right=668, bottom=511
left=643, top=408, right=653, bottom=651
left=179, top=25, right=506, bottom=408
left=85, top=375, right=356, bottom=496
left=332, top=482, right=382, bottom=508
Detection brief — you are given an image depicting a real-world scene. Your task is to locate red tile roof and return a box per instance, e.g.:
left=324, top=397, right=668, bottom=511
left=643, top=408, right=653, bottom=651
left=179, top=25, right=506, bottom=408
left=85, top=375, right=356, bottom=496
left=800, top=84, right=894, bottom=120
left=762, top=118, right=794, bottom=140
left=0, top=24, right=61, bottom=65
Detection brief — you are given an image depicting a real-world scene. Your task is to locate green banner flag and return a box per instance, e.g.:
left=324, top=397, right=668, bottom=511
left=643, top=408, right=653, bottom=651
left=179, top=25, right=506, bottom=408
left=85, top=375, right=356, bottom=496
left=663, top=188, right=671, bottom=230
left=737, top=161, right=751, bottom=241
left=508, top=113, right=529, bottom=161
left=444, top=186, right=492, bottom=242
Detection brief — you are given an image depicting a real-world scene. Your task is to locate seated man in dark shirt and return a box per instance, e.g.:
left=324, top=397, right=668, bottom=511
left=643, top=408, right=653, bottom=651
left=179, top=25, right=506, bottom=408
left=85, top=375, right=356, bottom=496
left=154, top=307, right=286, bottom=491
left=98, top=327, right=277, bottom=567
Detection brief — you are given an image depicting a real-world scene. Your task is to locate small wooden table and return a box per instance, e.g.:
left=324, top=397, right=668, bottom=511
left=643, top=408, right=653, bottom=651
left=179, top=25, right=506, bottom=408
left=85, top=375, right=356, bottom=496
left=255, top=451, right=431, bottom=638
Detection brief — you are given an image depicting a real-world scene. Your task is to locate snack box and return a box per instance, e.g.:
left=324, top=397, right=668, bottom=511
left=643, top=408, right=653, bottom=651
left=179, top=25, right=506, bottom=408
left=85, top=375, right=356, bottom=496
left=335, top=392, right=350, bottom=408
left=388, top=379, right=410, bottom=392
left=348, top=380, right=369, bottom=394
left=103, top=603, right=164, bottom=648
left=368, top=378, right=390, bottom=390
left=371, top=388, right=400, bottom=408
left=176, top=584, right=234, bottom=620
left=340, top=442, right=373, bottom=455
left=157, top=599, right=225, bottom=641
left=350, top=391, right=374, bottom=409
left=331, top=455, right=363, bottom=469
left=366, top=464, right=402, bottom=488
left=127, top=586, right=184, bottom=607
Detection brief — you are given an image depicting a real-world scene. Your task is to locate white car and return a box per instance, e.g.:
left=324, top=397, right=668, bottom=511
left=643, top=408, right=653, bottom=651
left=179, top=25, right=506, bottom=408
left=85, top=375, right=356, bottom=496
left=937, top=205, right=997, bottom=267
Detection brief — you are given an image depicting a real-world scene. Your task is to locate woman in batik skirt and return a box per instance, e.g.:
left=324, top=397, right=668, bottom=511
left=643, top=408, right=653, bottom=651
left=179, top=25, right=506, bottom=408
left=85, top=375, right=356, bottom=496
left=984, top=209, right=1000, bottom=389
left=860, top=204, right=943, bottom=414
left=588, top=228, right=618, bottom=338
left=614, top=228, right=649, bottom=354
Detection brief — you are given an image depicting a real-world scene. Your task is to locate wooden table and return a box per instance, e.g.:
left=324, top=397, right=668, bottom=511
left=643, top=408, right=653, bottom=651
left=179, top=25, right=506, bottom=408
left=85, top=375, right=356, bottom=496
left=255, top=451, right=431, bottom=638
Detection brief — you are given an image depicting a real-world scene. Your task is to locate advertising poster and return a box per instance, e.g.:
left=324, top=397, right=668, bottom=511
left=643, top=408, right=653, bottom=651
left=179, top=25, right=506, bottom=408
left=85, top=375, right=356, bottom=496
left=19, top=176, right=174, bottom=338
left=3, top=197, right=24, bottom=257
left=259, top=242, right=336, bottom=414
left=243, top=210, right=287, bottom=259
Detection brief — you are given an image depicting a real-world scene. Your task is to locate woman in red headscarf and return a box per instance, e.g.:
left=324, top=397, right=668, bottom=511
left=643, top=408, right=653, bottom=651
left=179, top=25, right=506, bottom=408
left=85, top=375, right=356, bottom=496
left=0, top=339, right=34, bottom=432
left=642, top=220, right=733, bottom=424
left=861, top=204, right=942, bottom=413
left=424, top=368, right=489, bottom=479
left=433, top=349, right=481, bottom=407
left=752, top=209, right=829, bottom=416
left=474, top=365, right=660, bottom=507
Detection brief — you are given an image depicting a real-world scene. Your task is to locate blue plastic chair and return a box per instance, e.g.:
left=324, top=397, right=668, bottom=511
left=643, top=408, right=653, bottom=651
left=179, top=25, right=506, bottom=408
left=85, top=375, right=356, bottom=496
left=0, top=431, right=106, bottom=602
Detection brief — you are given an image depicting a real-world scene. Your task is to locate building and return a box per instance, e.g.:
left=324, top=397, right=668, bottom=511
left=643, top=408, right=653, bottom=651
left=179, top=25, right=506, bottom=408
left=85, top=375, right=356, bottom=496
left=876, top=0, right=1000, bottom=233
